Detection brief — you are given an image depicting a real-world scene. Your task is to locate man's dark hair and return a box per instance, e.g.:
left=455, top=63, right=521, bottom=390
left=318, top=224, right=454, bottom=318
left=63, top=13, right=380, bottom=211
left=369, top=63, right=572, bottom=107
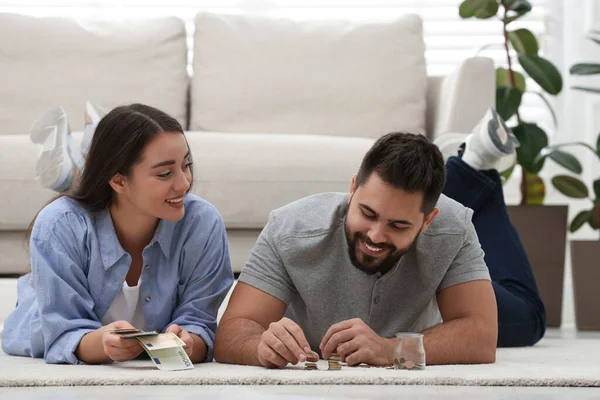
left=355, top=132, right=446, bottom=213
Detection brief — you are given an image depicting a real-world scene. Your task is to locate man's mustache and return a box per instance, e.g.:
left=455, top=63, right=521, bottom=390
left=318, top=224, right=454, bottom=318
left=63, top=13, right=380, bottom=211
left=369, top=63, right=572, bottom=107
left=355, top=232, right=395, bottom=251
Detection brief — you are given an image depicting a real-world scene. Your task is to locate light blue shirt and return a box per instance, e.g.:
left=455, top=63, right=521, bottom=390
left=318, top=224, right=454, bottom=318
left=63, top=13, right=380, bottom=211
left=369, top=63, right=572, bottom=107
left=1, top=194, right=233, bottom=364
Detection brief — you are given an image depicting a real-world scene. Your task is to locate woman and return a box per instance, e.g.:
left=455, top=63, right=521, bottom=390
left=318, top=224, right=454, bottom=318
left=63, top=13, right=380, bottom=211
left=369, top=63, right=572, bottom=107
left=2, top=104, right=234, bottom=365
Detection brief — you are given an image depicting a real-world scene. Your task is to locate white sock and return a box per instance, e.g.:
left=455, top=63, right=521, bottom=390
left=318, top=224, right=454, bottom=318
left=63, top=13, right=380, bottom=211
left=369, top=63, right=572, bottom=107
left=461, top=109, right=515, bottom=171
left=67, top=133, right=85, bottom=172
left=81, top=101, right=105, bottom=159
left=461, top=133, right=506, bottom=170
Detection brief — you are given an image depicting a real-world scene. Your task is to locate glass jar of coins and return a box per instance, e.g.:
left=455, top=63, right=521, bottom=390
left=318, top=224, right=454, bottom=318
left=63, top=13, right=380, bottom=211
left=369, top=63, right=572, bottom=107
left=394, top=332, right=425, bottom=370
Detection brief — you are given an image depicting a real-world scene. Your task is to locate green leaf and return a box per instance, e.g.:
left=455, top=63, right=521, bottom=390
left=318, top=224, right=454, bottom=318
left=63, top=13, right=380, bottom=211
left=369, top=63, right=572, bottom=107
left=500, top=163, right=516, bottom=183
left=504, top=0, right=532, bottom=24
left=569, top=210, right=593, bottom=233
left=530, top=91, right=557, bottom=128
left=475, top=0, right=499, bottom=18
left=548, top=150, right=583, bottom=174
left=590, top=205, right=599, bottom=230
left=459, top=0, right=474, bottom=18
left=496, top=86, right=523, bottom=121
left=535, top=146, right=583, bottom=173
left=518, top=55, right=563, bottom=95
left=513, top=123, right=549, bottom=174
left=572, top=86, right=600, bottom=94
left=594, top=178, right=600, bottom=200
left=570, top=63, right=600, bottom=75
left=510, top=0, right=532, bottom=13
left=508, top=28, right=539, bottom=55
left=459, top=0, right=473, bottom=18
left=552, top=175, right=589, bottom=198
left=496, top=67, right=526, bottom=92
left=538, top=142, right=599, bottom=159
left=475, top=43, right=504, bottom=55
left=459, top=0, right=499, bottom=19
left=505, top=14, right=525, bottom=24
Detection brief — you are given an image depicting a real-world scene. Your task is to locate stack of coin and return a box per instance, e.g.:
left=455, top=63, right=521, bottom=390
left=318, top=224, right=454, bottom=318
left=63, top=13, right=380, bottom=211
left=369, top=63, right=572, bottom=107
left=328, top=353, right=343, bottom=362
left=306, top=352, right=319, bottom=363
left=327, top=360, right=342, bottom=371
left=304, top=362, right=318, bottom=370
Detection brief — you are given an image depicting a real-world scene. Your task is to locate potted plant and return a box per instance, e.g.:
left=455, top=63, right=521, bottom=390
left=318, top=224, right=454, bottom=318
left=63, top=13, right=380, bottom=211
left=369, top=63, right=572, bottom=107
left=536, top=39, right=600, bottom=330
left=459, top=0, right=569, bottom=327
left=539, top=134, right=600, bottom=330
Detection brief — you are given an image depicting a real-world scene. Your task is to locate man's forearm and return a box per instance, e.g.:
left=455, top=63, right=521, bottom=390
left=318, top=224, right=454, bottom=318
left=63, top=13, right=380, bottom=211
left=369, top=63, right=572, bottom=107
left=421, top=316, right=497, bottom=365
left=213, top=317, right=265, bottom=365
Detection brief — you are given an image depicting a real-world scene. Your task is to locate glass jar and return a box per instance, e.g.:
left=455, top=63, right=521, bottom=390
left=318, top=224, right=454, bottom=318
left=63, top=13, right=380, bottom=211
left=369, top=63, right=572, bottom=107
left=394, top=332, right=426, bottom=370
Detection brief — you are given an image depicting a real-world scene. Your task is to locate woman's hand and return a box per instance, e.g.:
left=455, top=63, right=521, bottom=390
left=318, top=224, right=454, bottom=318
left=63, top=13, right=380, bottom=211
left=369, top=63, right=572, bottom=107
left=166, top=324, right=195, bottom=357
left=101, top=320, right=144, bottom=362
left=166, top=324, right=207, bottom=363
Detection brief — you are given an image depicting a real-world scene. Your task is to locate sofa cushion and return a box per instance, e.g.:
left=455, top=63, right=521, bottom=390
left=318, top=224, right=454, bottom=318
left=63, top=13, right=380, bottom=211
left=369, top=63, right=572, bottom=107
left=0, top=134, right=57, bottom=230
left=187, top=132, right=374, bottom=228
left=190, top=12, right=427, bottom=139
left=0, top=13, right=188, bottom=134
left=0, top=132, right=373, bottom=230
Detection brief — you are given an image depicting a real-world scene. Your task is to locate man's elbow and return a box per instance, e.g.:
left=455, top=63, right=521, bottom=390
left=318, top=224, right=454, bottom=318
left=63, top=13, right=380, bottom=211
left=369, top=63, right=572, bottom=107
left=477, top=319, right=498, bottom=364
left=479, top=343, right=497, bottom=364
left=213, top=326, right=229, bottom=363
left=213, top=343, right=224, bottom=363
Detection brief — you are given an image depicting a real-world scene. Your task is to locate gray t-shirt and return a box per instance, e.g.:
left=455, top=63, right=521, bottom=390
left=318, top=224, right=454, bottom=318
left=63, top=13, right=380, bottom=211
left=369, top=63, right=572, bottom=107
left=238, top=192, right=490, bottom=350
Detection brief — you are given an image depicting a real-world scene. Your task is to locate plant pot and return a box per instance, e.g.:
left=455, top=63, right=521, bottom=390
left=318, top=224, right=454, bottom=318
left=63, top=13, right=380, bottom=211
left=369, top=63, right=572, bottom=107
left=507, top=205, right=568, bottom=328
left=571, top=240, right=600, bottom=331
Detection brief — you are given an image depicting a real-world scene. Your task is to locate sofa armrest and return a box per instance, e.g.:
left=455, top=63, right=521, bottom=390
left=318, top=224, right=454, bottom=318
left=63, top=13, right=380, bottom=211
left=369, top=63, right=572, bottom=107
left=425, top=57, right=495, bottom=140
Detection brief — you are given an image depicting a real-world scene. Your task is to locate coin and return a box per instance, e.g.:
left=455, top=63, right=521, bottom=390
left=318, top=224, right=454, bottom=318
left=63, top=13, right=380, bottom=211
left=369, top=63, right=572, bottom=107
left=327, top=360, right=342, bottom=370
left=305, top=352, right=319, bottom=363
left=304, top=362, right=318, bottom=370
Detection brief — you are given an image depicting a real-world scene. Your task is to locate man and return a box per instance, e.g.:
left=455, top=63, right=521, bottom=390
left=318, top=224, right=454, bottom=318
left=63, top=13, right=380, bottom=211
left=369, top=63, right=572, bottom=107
left=214, top=109, right=545, bottom=368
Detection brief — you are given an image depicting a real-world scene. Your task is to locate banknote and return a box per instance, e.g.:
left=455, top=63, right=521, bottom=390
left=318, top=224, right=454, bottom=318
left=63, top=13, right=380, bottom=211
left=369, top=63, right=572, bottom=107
left=133, top=332, right=193, bottom=371
left=146, top=345, right=194, bottom=371
left=108, top=328, right=142, bottom=335
left=107, top=330, right=194, bottom=371
left=110, top=329, right=159, bottom=339
left=135, top=332, right=187, bottom=350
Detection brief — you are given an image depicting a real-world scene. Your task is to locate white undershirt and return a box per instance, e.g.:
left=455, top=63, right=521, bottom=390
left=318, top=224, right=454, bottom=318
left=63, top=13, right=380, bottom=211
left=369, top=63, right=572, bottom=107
left=101, top=276, right=147, bottom=331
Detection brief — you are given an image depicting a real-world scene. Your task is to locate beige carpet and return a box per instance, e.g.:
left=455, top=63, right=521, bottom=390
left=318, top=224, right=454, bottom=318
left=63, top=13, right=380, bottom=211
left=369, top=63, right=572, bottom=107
left=0, top=338, right=599, bottom=387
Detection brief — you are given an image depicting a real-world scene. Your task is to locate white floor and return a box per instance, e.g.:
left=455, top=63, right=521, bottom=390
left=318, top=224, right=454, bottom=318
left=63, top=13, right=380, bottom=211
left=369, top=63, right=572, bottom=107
left=1, top=279, right=598, bottom=399
left=1, top=385, right=599, bottom=399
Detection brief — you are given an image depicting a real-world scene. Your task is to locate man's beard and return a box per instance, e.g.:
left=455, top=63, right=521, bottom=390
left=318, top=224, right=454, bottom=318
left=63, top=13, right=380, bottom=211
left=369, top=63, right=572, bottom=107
left=344, top=219, right=419, bottom=275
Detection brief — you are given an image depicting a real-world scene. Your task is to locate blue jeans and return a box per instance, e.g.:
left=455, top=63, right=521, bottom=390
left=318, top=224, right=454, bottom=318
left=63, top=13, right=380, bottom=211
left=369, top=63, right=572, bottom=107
left=443, top=157, right=547, bottom=347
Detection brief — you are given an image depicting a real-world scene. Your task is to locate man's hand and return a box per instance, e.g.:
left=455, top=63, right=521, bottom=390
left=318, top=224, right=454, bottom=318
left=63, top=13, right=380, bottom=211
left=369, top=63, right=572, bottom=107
left=166, top=324, right=195, bottom=358
left=101, top=321, right=144, bottom=362
left=320, top=318, right=395, bottom=366
left=257, top=317, right=314, bottom=368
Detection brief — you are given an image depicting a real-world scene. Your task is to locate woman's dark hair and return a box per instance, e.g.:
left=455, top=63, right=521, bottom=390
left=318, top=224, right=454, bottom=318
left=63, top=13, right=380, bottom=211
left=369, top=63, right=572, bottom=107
left=25, top=103, right=191, bottom=245
left=71, top=103, right=191, bottom=211
left=355, top=132, right=446, bottom=214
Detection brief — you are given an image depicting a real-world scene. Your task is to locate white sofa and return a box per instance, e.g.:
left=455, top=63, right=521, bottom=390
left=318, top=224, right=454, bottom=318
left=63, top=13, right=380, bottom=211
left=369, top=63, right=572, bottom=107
left=0, top=12, right=494, bottom=275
